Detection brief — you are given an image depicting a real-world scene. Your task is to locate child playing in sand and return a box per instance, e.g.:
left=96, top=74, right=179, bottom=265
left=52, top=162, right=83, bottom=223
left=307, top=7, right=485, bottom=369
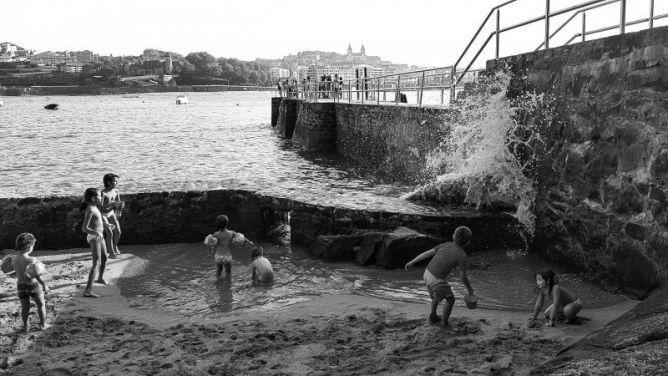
left=530, top=269, right=582, bottom=326
left=206, top=215, right=253, bottom=279
left=250, top=246, right=274, bottom=284
left=12, top=233, right=49, bottom=332
left=100, top=173, right=123, bottom=258
left=81, top=187, right=113, bottom=297
left=405, top=226, right=475, bottom=327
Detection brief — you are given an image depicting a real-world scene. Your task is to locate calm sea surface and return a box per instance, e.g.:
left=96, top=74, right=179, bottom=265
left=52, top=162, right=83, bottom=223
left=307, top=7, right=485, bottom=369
left=0, top=91, right=441, bottom=214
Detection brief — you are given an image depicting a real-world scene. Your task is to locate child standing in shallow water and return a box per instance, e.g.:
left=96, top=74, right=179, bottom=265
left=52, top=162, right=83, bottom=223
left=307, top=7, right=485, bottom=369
left=405, top=226, right=475, bottom=327
left=81, top=187, right=112, bottom=297
left=12, top=233, right=49, bottom=332
left=250, top=246, right=274, bottom=284
left=207, top=215, right=253, bottom=279
left=530, top=269, right=582, bottom=326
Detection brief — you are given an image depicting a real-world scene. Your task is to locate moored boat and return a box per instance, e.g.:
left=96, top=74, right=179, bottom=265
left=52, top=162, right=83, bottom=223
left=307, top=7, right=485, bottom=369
left=176, top=95, right=189, bottom=105
left=44, top=103, right=59, bottom=110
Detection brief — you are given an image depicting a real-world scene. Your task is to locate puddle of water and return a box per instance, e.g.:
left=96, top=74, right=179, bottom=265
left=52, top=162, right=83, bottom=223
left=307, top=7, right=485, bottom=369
left=117, top=241, right=627, bottom=319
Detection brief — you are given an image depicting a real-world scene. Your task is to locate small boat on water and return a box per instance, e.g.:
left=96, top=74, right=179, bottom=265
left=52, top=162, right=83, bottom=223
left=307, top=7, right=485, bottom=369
left=0, top=99, right=3, bottom=107
left=176, top=95, right=189, bottom=105
left=123, top=93, right=141, bottom=98
left=44, top=103, right=59, bottom=110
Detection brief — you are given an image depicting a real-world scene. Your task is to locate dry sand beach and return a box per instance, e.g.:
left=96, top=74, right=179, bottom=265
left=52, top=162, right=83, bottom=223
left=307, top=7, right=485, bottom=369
left=0, top=248, right=638, bottom=376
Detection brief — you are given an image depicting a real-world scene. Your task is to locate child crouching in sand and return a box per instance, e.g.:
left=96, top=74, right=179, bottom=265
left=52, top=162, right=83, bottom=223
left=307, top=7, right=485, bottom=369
left=12, top=232, right=49, bottom=332
left=250, top=246, right=274, bottom=284
left=405, top=226, right=475, bottom=327
left=206, top=214, right=253, bottom=279
left=530, top=268, right=582, bottom=326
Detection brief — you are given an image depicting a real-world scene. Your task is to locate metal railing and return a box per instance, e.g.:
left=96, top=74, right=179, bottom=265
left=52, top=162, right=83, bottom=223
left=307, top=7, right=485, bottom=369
left=278, top=0, right=666, bottom=107
left=452, top=0, right=667, bottom=100
left=279, top=67, right=483, bottom=107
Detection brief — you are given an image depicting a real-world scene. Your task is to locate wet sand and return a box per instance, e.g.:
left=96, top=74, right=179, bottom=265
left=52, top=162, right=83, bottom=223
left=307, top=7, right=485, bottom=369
left=0, top=248, right=639, bottom=375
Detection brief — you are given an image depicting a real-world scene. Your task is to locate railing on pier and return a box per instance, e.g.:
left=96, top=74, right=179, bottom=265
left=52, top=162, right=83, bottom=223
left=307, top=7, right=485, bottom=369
left=452, top=0, right=667, bottom=100
left=278, top=0, right=666, bottom=107
left=280, top=67, right=483, bottom=107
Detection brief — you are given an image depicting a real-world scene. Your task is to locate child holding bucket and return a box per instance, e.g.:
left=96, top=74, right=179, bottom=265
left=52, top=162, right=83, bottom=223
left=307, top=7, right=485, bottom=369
left=12, top=232, right=50, bottom=332
left=405, top=226, right=477, bottom=327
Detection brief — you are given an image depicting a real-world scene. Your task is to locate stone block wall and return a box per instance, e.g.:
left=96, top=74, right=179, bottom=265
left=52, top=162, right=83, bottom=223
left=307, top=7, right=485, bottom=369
left=335, top=104, right=454, bottom=183
left=292, top=102, right=338, bottom=152
left=495, top=26, right=668, bottom=297
left=276, top=99, right=299, bottom=138
left=0, top=190, right=294, bottom=250
left=0, top=189, right=516, bottom=256
left=271, top=97, right=281, bottom=127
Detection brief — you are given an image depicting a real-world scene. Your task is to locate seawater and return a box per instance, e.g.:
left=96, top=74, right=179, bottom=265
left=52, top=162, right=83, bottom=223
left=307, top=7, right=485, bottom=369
left=0, top=91, right=437, bottom=214
left=117, top=241, right=626, bottom=318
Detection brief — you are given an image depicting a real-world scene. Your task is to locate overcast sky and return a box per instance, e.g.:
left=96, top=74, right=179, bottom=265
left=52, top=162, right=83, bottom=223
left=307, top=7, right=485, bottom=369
left=2, top=0, right=664, bottom=67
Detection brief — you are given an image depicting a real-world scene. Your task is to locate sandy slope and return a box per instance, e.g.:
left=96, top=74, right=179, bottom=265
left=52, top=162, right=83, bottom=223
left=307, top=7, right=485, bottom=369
left=0, top=248, right=638, bottom=375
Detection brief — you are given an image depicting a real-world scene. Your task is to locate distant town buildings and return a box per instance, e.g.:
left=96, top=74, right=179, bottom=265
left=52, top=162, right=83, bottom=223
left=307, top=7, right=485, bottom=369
left=0, top=42, right=32, bottom=63
left=276, top=44, right=401, bottom=83
left=30, top=51, right=76, bottom=66
left=269, top=67, right=290, bottom=81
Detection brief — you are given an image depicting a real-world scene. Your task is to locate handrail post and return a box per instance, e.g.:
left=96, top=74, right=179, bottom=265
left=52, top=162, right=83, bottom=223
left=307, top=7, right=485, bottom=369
left=545, top=0, right=550, bottom=49
left=395, top=74, right=401, bottom=105
left=419, top=71, right=425, bottom=107
left=449, top=66, right=456, bottom=104
left=383, top=79, right=386, bottom=102
left=440, top=73, right=445, bottom=105
left=620, top=0, right=626, bottom=34
left=495, top=9, right=501, bottom=58
left=582, top=12, right=586, bottom=42
left=649, top=0, right=654, bottom=29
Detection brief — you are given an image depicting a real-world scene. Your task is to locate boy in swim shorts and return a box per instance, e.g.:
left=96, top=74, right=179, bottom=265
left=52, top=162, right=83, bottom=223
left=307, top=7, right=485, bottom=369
left=405, top=226, right=475, bottom=327
left=12, top=232, right=50, bottom=332
left=208, top=215, right=252, bottom=279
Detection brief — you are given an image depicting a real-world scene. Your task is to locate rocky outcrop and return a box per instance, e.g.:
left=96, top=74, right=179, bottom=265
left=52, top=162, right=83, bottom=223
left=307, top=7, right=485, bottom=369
left=493, top=26, right=668, bottom=298
left=308, top=227, right=444, bottom=267
left=530, top=285, right=668, bottom=375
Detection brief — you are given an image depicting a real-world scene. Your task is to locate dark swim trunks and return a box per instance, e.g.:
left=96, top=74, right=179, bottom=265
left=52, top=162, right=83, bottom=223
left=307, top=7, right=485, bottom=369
left=17, top=282, right=43, bottom=301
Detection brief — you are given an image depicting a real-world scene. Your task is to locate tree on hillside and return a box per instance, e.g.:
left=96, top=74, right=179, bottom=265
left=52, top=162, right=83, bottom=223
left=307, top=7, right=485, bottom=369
left=186, top=52, right=221, bottom=77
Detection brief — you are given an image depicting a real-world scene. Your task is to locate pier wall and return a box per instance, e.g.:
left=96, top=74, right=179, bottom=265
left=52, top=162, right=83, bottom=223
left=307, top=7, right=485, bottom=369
left=292, top=102, right=337, bottom=152
left=497, top=26, right=668, bottom=297
left=335, top=104, right=452, bottom=182
left=276, top=99, right=299, bottom=138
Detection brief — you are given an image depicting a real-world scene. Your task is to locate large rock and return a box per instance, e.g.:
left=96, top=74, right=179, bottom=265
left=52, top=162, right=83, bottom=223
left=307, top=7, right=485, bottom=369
left=374, top=227, right=444, bottom=268
left=531, top=284, right=668, bottom=375
left=308, top=227, right=443, bottom=268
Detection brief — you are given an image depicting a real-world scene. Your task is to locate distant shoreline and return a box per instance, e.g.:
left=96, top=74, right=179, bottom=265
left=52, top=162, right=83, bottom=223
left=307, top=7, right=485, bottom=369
left=0, top=84, right=275, bottom=96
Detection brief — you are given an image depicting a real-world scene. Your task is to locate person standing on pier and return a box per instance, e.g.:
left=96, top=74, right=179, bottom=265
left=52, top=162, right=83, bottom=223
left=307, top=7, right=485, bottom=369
left=405, top=226, right=476, bottom=328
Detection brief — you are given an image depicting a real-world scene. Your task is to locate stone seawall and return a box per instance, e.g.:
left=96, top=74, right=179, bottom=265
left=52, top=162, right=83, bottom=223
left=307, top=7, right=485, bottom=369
left=293, top=102, right=337, bottom=152
left=496, top=26, right=668, bottom=297
left=273, top=99, right=453, bottom=182
left=335, top=103, right=453, bottom=182
left=276, top=99, right=299, bottom=138
left=0, top=190, right=518, bottom=268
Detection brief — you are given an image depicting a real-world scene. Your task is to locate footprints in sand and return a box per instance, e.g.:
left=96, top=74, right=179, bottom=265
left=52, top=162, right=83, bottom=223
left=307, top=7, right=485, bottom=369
left=2, top=309, right=565, bottom=375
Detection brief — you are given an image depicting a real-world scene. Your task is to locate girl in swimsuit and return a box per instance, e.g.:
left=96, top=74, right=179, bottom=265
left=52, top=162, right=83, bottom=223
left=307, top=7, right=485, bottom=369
left=530, top=269, right=582, bottom=326
left=80, top=187, right=112, bottom=297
